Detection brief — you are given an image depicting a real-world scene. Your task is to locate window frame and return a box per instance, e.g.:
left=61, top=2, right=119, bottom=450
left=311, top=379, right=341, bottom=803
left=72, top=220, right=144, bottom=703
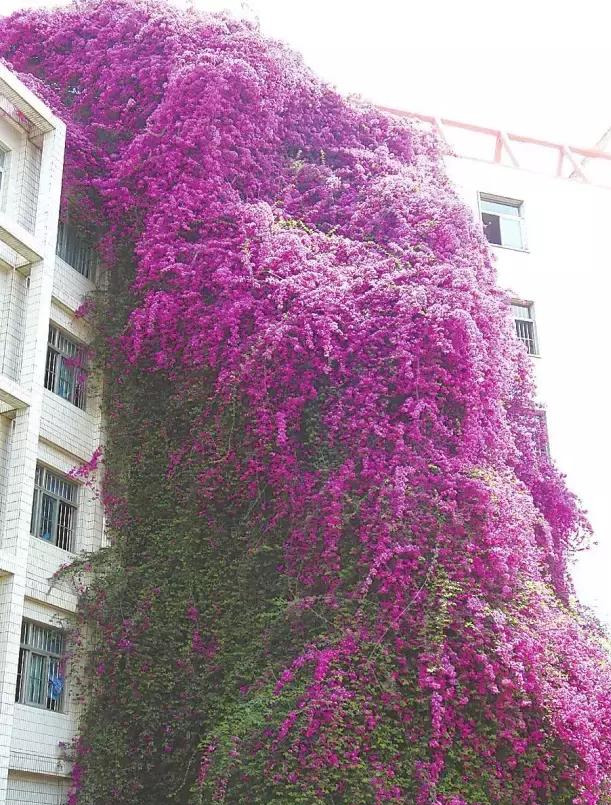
left=478, top=192, right=527, bottom=251
left=30, top=463, right=79, bottom=552
left=511, top=299, right=540, bottom=357
left=15, top=619, right=66, bottom=713
left=44, top=324, right=87, bottom=410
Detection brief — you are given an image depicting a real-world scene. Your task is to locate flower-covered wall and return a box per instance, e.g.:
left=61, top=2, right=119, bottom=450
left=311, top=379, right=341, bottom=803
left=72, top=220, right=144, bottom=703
left=1, top=1, right=609, bottom=803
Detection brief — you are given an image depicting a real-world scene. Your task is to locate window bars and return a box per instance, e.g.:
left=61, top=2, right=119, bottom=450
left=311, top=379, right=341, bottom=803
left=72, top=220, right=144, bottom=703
left=30, top=464, right=78, bottom=552
left=56, top=220, right=98, bottom=281
left=15, top=620, right=66, bottom=713
left=44, top=324, right=87, bottom=410
left=511, top=301, right=539, bottom=356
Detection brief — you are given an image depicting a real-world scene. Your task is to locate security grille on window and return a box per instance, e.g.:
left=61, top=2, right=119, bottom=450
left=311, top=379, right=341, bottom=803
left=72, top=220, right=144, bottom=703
left=30, top=464, right=78, bottom=551
left=512, top=301, right=539, bottom=356
left=479, top=194, right=525, bottom=250
left=15, top=620, right=66, bottom=712
left=45, top=324, right=87, bottom=409
left=56, top=220, right=98, bottom=281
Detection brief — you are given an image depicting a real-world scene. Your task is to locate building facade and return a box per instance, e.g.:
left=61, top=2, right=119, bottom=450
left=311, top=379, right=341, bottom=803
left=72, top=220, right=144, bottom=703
left=0, top=60, right=609, bottom=805
left=383, top=109, right=611, bottom=625
left=0, top=65, right=103, bottom=804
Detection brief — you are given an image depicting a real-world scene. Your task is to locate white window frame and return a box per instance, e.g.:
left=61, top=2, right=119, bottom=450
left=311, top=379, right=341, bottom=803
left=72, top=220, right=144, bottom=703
left=30, top=463, right=79, bottom=552
left=478, top=192, right=527, bottom=251
left=511, top=299, right=539, bottom=357
left=44, top=324, right=87, bottom=410
left=15, top=619, right=66, bottom=713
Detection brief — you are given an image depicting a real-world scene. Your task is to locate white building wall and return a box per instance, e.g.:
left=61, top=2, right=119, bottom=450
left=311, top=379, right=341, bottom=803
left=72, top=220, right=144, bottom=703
left=445, top=155, right=611, bottom=623
left=0, top=65, right=103, bottom=804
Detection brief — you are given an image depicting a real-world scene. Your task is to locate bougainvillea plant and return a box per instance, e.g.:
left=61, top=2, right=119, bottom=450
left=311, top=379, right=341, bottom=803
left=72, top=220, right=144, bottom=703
left=1, top=1, right=610, bottom=803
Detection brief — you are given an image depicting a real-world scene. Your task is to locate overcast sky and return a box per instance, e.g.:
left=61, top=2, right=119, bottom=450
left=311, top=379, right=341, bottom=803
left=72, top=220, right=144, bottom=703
left=2, top=0, right=610, bottom=623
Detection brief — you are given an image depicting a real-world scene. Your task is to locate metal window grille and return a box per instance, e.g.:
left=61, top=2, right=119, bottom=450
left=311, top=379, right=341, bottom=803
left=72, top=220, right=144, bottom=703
left=15, top=620, right=66, bottom=713
left=511, top=302, right=539, bottom=356
left=479, top=193, right=525, bottom=250
left=30, top=464, right=78, bottom=552
left=56, top=220, right=97, bottom=281
left=44, top=324, right=87, bottom=409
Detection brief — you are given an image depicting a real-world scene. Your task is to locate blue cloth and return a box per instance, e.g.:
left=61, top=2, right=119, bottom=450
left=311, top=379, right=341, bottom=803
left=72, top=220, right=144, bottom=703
left=48, top=674, right=64, bottom=700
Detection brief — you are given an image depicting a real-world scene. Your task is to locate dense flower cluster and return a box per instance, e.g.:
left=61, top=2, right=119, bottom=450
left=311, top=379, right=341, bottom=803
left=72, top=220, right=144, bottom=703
left=1, top=2, right=610, bottom=803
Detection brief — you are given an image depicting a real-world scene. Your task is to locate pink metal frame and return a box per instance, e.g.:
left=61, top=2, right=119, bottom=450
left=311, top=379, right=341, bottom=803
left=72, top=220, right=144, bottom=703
left=379, top=106, right=611, bottom=187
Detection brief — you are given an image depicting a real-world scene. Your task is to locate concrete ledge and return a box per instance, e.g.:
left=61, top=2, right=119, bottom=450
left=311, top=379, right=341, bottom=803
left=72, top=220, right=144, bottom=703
left=0, top=212, right=43, bottom=266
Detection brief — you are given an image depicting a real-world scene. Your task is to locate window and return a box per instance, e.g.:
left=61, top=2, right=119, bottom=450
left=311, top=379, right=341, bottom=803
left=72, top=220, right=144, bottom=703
left=56, top=220, right=98, bottom=280
left=479, top=194, right=525, bottom=250
left=512, top=301, right=539, bottom=356
left=30, top=464, right=78, bottom=552
left=15, top=620, right=66, bottom=712
left=44, top=325, right=87, bottom=409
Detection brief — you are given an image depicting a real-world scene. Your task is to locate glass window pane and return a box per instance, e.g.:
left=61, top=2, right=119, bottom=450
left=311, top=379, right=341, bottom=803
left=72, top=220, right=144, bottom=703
left=511, top=303, right=531, bottom=320
left=30, top=487, right=39, bottom=536
left=47, top=658, right=64, bottom=711
left=44, top=348, right=58, bottom=393
left=500, top=217, right=524, bottom=249
left=27, top=653, right=46, bottom=705
left=15, top=647, right=25, bottom=702
left=57, top=501, right=75, bottom=551
left=57, top=359, right=75, bottom=401
left=481, top=212, right=502, bottom=245
left=39, top=494, right=57, bottom=542
left=480, top=197, right=521, bottom=216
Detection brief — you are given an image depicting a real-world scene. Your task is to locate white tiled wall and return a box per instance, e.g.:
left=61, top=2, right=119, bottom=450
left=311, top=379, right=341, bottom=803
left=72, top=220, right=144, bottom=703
left=52, top=259, right=94, bottom=315
left=16, top=142, right=42, bottom=236
left=6, top=772, right=67, bottom=805
left=0, top=67, right=102, bottom=803
left=0, top=267, right=28, bottom=383
left=39, top=393, right=98, bottom=464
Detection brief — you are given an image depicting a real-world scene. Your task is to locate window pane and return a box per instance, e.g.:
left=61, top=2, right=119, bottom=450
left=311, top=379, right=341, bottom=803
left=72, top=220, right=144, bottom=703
left=481, top=212, right=502, bottom=245
left=27, top=653, right=46, bottom=705
left=30, top=487, right=39, bottom=536
left=500, top=217, right=524, bottom=249
left=44, top=348, right=58, bottom=392
left=57, top=359, right=75, bottom=402
left=515, top=320, right=538, bottom=355
left=15, top=647, right=25, bottom=702
left=57, top=501, right=76, bottom=551
left=511, top=303, right=531, bottom=320
left=39, top=494, right=57, bottom=542
left=480, top=197, right=521, bottom=216
left=47, top=657, right=64, bottom=711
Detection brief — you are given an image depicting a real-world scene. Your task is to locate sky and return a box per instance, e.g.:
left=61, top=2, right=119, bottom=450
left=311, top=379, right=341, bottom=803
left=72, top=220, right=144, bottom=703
left=1, top=0, right=610, bottom=622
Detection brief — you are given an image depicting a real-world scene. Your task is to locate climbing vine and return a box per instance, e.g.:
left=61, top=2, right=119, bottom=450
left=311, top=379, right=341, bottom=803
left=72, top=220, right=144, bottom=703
left=1, top=1, right=610, bottom=803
